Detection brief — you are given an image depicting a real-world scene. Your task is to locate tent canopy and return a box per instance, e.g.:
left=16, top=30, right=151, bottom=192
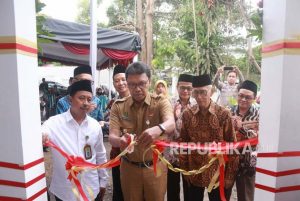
left=38, top=18, right=141, bottom=69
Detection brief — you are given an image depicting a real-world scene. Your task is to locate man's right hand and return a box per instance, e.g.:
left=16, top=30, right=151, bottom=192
left=218, top=66, right=225, bottom=74
left=119, top=133, right=131, bottom=150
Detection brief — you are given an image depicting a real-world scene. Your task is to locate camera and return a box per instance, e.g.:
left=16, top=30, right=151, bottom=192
left=223, top=66, right=233, bottom=71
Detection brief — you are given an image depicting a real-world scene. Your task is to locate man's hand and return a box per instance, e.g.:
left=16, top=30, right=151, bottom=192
left=174, top=103, right=182, bottom=120
left=233, top=65, right=240, bottom=72
left=138, top=126, right=161, bottom=148
left=232, top=116, right=242, bottom=130
left=42, top=133, right=49, bottom=145
left=99, top=121, right=106, bottom=127
left=217, top=65, right=225, bottom=74
left=97, top=187, right=106, bottom=201
left=120, top=133, right=131, bottom=150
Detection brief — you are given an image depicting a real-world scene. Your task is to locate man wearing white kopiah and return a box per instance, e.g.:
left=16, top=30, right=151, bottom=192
left=42, top=80, right=108, bottom=201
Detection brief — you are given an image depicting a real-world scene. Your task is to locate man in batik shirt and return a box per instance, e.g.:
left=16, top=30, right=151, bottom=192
left=231, top=80, right=259, bottom=201
left=166, top=74, right=195, bottom=201
left=179, top=74, right=238, bottom=201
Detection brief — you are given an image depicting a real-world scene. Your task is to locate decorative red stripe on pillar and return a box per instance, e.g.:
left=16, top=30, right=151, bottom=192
left=27, top=187, right=47, bottom=201
left=256, top=167, right=300, bottom=177
left=262, top=42, right=300, bottom=53
left=0, top=157, right=44, bottom=170
left=0, top=173, right=45, bottom=188
left=0, top=187, right=47, bottom=201
left=0, top=43, right=37, bottom=54
left=255, top=183, right=300, bottom=193
left=257, top=151, right=300, bottom=158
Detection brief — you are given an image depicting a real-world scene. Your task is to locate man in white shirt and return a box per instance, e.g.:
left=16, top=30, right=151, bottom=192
left=42, top=80, right=108, bottom=201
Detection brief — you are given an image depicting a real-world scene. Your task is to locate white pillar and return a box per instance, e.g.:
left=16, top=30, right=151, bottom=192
left=0, top=0, right=47, bottom=200
left=89, top=0, right=98, bottom=94
left=255, top=0, right=300, bottom=200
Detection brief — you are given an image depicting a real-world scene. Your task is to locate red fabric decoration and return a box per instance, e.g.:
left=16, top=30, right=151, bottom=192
left=61, top=43, right=138, bottom=69
left=62, top=42, right=90, bottom=55
left=100, top=48, right=138, bottom=69
left=101, top=48, right=137, bottom=60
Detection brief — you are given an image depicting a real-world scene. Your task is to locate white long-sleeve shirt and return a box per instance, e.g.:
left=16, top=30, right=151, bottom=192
left=42, top=109, right=109, bottom=201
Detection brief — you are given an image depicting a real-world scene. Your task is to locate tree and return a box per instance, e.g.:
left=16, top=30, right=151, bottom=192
left=106, top=0, right=261, bottom=79
left=36, top=0, right=55, bottom=65
left=76, top=0, right=103, bottom=25
left=107, top=0, right=156, bottom=66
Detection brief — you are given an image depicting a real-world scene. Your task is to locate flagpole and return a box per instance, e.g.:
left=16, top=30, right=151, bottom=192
left=89, top=0, right=98, bottom=94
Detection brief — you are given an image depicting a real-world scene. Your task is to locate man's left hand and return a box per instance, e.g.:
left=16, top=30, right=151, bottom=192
left=138, top=126, right=161, bottom=148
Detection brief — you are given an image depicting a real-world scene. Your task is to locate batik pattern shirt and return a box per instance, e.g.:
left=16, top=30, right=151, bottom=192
left=231, top=105, right=259, bottom=171
left=164, top=97, right=196, bottom=164
left=179, top=101, right=238, bottom=188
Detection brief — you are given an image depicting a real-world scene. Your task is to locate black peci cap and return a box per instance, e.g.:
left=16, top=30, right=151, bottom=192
left=239, top=80, right=258, bottom=95
left=69, top=80, right=92, bottom=96
left=178, top=74, right=193, bottom=83
left=113, top=64, right=126, bottom=77
left=74, top=65, right=92, bottom=77
left=192, top=74, right=212, bottom=87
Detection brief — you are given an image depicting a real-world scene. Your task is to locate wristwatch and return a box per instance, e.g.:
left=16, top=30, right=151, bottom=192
left=158, top=124, right=166, bottom=136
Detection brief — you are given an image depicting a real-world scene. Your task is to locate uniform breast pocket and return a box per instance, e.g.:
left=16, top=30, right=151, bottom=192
left=121, top=120, right=134, bottom=134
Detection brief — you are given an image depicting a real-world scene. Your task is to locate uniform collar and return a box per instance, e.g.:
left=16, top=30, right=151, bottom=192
left=129, top=93, right=151, bottom=107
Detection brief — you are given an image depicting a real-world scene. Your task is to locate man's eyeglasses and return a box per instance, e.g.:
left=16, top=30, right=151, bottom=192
left=238, top=93, right=254, bottom=101
left=127, top=80, right=149, bottom=89
left=179, top=86, right=193, bottom=92
left=192, top=89, right=208, bottom=97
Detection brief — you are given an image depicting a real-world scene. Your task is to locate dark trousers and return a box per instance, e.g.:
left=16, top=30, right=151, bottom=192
left=185, top=184, right=232, bottom=201
left=112, top=165, right=124, bottom=201
left=236, top=171, right=256, bottom=201
left=167, top=168, right=189, bottom=201
left=186, top=185, right=220, bottom=201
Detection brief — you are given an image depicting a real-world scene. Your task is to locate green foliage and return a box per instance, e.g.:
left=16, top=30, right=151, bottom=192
left=36, top=0, right=54, bottom=59
left=247, top=10, right=263, bottom=42
left=36, top=0, right=45, bottom=13
left=76, top=0, right=103, bottom=25
left=36, top=0, right=46, bottom=35
left=106, top=0, right=261, bottom=80
left=107, top=0, right=135, bottom=27
left=76, top=0, right=91, bottom=24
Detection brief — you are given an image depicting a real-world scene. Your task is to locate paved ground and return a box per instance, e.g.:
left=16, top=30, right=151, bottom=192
left=44, top=137, right=237, bottom=201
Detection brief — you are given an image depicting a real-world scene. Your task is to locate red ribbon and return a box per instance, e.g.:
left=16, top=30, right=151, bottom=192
left=219, top=154, right=228, bottom=201
left=45, top=141, right=120, bottom=201
left=152, top=143, right=165, bottom=175
left=46, top=137, right=258, bottom=201
left=152, top=138, right=258, bottom=201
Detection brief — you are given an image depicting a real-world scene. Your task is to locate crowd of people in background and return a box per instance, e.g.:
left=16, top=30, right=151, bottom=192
left=41, top=62, right=260, bottom=201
